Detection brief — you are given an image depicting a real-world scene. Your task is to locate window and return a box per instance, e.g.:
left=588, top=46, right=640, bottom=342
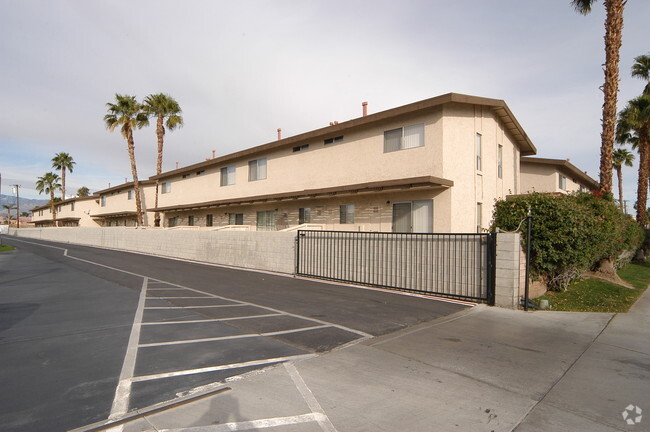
left=476, top=133, right=482, bottom=171
left=161, top=182, right=171, bottom=194
left=39, top=210, right=43, bottom=216
left=70, top=201, right=75, bottom=211
left=477, top=202, right=483, bottom=233
left=196, top=170, right=205, bottom=176
left=340, top=205, right=355, bottom=224
left=101, top=195, right=106, bottom=207
left=206, top=214, right=213, bottom=227
left=324, top=136, right=343, bottom=145
left=248, top=158, right=267, bottom=181
left=497, top=145, right=503, bottom=179
left=229, top=213, right=244, bottom=225
left=188, top=215, right=195, bottom=226
left=559, top=174, right=567, bottom=190
left=182, top=174, right=191, bottom=179
left=256, top=211, right=276, bottom=231
left=384, top=123, right=424, bottom=153
left=127, top=190, right=134, bottom=200
left=220, top=166, right=236, bottom=186
left=299, top=207, right=311, bottom=224
left=292, top=144, right=309, bottom=152
left=168, top=216, right=178, bottom=227
left=392, top=201, right=433, bottom=233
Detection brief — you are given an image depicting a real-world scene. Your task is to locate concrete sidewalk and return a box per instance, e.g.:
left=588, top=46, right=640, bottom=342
left=80, top=290, right=650, bottom=432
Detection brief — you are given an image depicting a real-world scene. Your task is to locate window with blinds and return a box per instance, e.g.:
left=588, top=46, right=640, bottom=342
left=256, top=211, right=276, bottom=231
left=384, top=123, right=424, bottom=153
left=340, top=204, right=355, bottom=224
left=220, top=166, right=236, bottom=186
left=248, top=158, right=267, bottom=181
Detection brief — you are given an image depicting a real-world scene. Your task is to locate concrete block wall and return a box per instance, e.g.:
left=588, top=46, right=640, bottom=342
left=494, top=232, right=521, bottom=308
left=9, top=228, right=296, bottom=274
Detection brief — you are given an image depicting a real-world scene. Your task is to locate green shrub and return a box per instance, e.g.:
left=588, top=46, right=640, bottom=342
left=491, top=192, right=643, bottom=291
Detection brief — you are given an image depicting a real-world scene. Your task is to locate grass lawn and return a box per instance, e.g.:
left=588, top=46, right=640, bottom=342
left=535, top=262, right=650, bottom=313
left=0, top=244, right=15, bottom=252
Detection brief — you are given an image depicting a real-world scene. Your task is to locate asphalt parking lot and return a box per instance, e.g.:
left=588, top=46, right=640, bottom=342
left=0, top=237, right=467, bottom=432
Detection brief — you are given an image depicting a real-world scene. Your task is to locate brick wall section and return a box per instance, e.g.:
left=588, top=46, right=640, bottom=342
left=9, top=228, right=296, bottom=274
left=494, top=232, right=521, bottom=308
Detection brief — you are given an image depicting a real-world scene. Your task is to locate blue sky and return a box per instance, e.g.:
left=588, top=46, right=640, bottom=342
left=1, top=0, right=649, bottom=207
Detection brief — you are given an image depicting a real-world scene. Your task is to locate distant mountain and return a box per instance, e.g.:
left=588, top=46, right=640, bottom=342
left=0, top=194, right=49, bottom=216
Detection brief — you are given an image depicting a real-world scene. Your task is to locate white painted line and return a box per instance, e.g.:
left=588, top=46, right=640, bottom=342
left=158, top=413, right=325, bottom=432
left=109, top=277, right=148, bottom=420
left=285, top=362, right=338, bottom=432
left=146, top=288, right=194, bottom=291
left=140, top=313, right=284, bottom=325
left=146, top=296, right=213, bottom=299
left=144, top=304, right=246, bottom=310
left=131, top=354, right=316, bottom=382
left=138, top=325, right=330, bottom=348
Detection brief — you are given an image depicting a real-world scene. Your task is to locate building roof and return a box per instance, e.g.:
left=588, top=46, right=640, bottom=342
left=151, top=92, right=537, bottom=181
left=31, top=195, right=98, bottom=212
left=152, top=176, right=453, bottom=212
left=95, top=180, right=156, bottom=195
left=90, top=211, right=138, bottom=219
left=520, top=157, right=599, bottom=190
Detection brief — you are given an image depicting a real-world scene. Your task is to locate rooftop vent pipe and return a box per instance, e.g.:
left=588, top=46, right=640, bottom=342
left=277, top=128, right=282, bottom=140
left=362, top=101, right=368, bottom=116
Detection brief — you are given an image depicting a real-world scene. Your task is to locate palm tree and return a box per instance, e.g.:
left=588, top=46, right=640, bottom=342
left=51, top=152, right=75, bottom=200
left=631, top=53, right=650, bottom=95
left=141, top=93, right=183, bottom=227
left=77, top=186, right=90, bottom=197
left=612, top=148, right=634, bottom=211
left=571, top=0, right=626, bottom=196
left=2, top=204, right=16, bottom=221
left=616, top=95, right=650, bottom=226
left=36, top=172, right=62, bottom=226
left=104, top=94, right=147, bottom=226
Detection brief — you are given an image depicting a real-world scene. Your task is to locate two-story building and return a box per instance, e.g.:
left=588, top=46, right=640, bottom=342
left=92, top=180, right=156, bottom=227
left=520, top=157, right=598, bottom=194
left=149, top=93, right=537, bottom=233
left=32, top=195, right=99, bottom=227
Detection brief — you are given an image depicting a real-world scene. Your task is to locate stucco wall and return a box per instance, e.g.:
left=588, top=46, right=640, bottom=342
left=520, top=163, right=585, bottom=194
left=10, top=227, right=296, bottom=274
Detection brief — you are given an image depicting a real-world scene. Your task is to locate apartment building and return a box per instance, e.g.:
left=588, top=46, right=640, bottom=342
left=149, top=93, right=537, bottom=233
left=32, top=195, right=99, bottom=227
left=520, top=157, right=598, bottom=194
left=92, top=180, right=156, bottom=227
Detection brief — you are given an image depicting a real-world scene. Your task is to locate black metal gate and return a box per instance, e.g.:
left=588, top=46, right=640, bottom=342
left=296, top=230, right=496, bottom=304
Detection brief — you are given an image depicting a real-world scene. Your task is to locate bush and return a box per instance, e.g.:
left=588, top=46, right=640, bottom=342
left=491, top=192, right=644, bottom=291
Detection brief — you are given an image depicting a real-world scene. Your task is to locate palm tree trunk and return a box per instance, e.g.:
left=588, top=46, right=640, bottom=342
left=61, top=167, right=66, bottom=200
left=598, top=0, right=625, bottom=195
left=616, top=166, right=624, bottom=211
left=154, top=114, right=164, bottom=227
left=50, top=190, right=57, bottom=227
left=637, top=135, right=649, bottom=226
left=126, top=128, right=144, bottom=226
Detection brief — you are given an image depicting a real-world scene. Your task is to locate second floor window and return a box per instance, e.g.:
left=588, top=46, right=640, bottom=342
left=161, top=182, right=171, bottom=194
left=101, top=196, right=106, bottom=207
left=384, top=123, right=424, bottom=153
left=221, top=166, right=236, bottom=186
left=559, top=174, right=567, bottom=190
left=127, top=190, right=134, bottom=200
left=70, top=202, right=75, bottom=211
left=248, top=158, right=267, bottom=181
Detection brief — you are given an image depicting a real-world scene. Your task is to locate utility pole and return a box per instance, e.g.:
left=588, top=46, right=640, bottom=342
left=12, top=185, right=20, bottom=229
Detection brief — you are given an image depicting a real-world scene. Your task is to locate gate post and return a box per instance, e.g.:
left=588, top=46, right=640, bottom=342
left=494, top=232, right=521, bottom=308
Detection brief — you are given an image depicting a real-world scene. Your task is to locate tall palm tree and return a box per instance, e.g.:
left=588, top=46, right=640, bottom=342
left=77, top=186, right=90, bottom=197
left=631, top=53, right=650, bottom=95
left=36, top=172, right=62, bottom=226
left=52, top=152, right=76, bottom=200
left=141, top=93, right=183, bottom=227
left=616, top=95, right=650, bottom=226
left=104, top=94, right=147, bottom=226
left=571, top=0, right=626, bottom=196
left=612, top=148, right=634, bottom=211
left=3, top=204, right=16, bottom=221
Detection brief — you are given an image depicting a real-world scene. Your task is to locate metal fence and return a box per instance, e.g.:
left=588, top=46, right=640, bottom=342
left=296, top=230, right=496, bottom=303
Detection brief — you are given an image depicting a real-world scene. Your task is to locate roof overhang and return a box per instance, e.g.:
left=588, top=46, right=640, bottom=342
left=91, top=211, right=137, bottom=219
left=152, top=176, right=453, bottom=213
left=520, top=157, right=599, bottom=190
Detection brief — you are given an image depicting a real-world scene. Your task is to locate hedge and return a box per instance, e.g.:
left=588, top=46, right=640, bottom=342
left=491, top=192, right=644, bottom=291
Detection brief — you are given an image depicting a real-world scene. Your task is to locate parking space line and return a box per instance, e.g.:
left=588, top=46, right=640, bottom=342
left=109, top=277, right=148, bottom=420
left=144, top=304, right=247, bottom=310
left=138, top=325, right=330, bottom=348
left=131, top=354, right=316, bottom=382
left=146, top=296, right=214, bottom=299
left=285, top=362, right=338, bottom=432
left=157, top=413, right=326, bottom=431
left=140, top=314, right=284, bottom=325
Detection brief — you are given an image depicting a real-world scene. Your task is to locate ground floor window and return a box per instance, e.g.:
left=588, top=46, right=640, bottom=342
left=299, top=207, right=311, bottom=224
left=229, top=213, right=244, bottom=225
left=188, top=215, right=195, bottom=226
left=256, top=210, right=276, bottom=231
left=392, top=200, right=433, bottom=233
left=340, top=204, right=355, bottom=224
left=206, top=214, right=213, bottom=227
left=168, top=216, right=178, bottom=227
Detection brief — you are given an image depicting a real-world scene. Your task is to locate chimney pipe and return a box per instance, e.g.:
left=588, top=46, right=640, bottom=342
left=277, top=128, right=282, bottom=140
left=362, top=101, right=368, bottom=117
left=212, top=150, right=216, bottom=158
left=176, top=162, right=179, bottom=169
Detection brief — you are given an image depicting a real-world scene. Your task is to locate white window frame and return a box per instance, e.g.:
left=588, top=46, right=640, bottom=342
left=161, top=182, right=171, bottom=194
left=477, top=202, right=483, bottom=233
left=100, top=195, right=106, bottom=207
left=220, top=166, right=236, bottom=186
left=340, top=204, right=355, bottom=224
left=127, top=190, right=134, bottom=200
left=384, top=123, right=424, bottom=153
left=476, top=133, right=482, bottom=171
left=497, top=145, right=503, bottom=179
left=559, top=174, right=567, bottom=190
left=248, top=158, right=267, bottom=182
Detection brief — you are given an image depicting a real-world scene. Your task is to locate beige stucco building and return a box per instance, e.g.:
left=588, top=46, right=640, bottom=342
left=520, top=157, right=598, bottom=195
left=32, top=196, right=99, bottom=228
left=91, top=180, right=156, bottom=227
